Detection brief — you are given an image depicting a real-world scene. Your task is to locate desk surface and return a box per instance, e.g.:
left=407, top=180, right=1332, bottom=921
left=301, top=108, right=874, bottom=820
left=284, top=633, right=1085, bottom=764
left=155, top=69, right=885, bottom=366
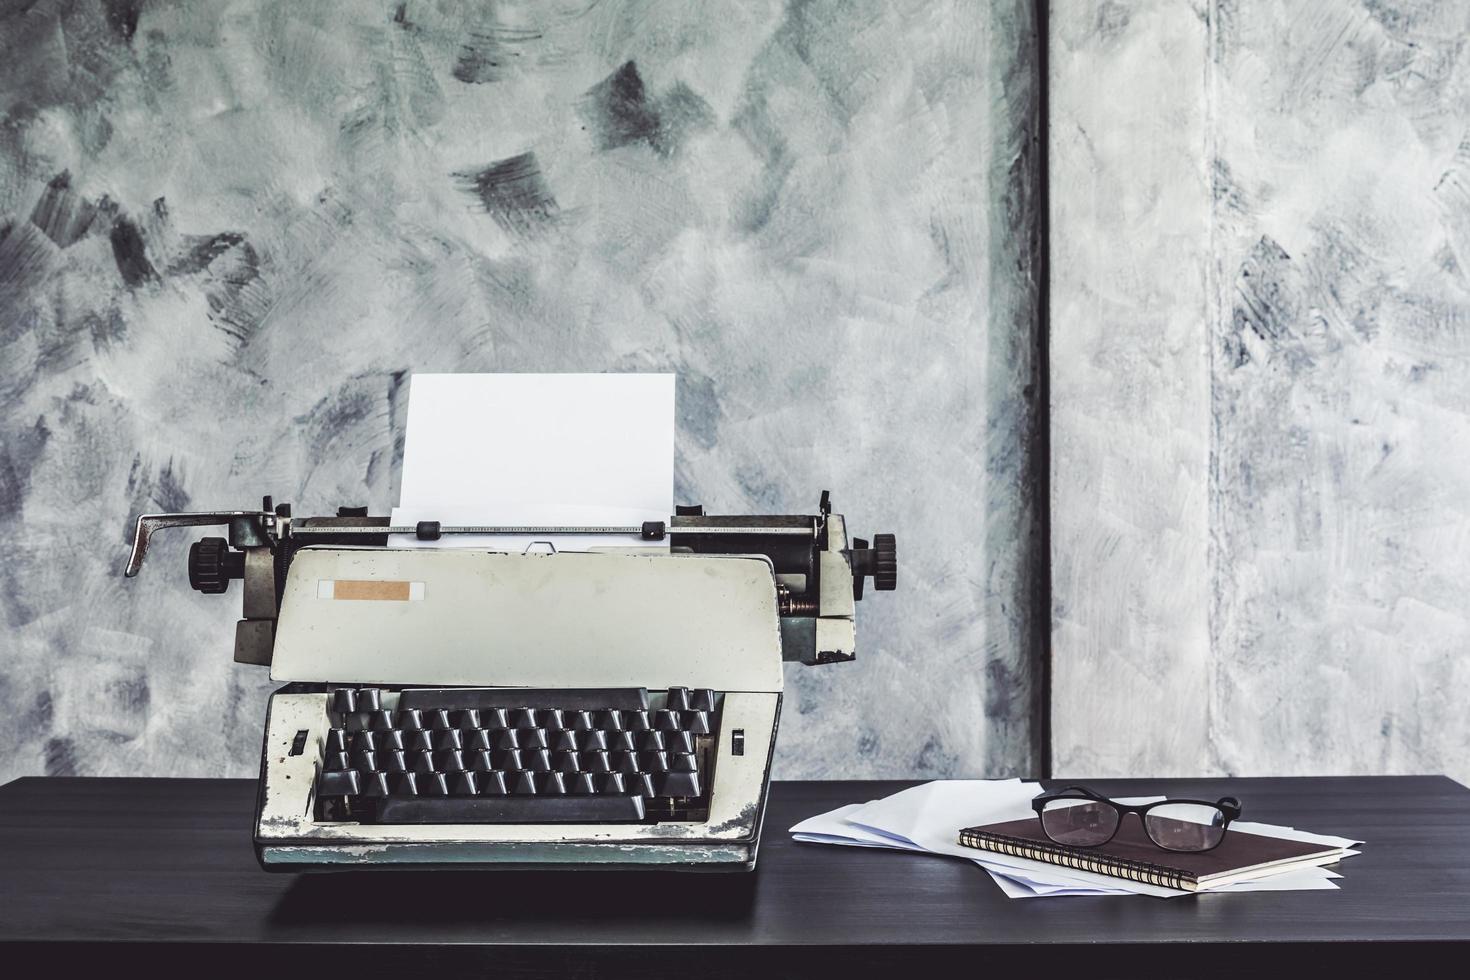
left=1, top=775, right=1467, bottom=974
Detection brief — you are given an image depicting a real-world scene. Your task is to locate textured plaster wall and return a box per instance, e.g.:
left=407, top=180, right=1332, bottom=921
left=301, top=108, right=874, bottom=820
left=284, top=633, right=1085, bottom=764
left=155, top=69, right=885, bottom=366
left=0, top=2, right=1043, bottom=782
left=1052, top=0, right=1470, bottom=782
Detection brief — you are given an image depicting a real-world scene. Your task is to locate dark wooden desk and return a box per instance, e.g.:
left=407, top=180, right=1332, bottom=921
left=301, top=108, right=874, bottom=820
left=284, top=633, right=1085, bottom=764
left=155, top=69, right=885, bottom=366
left=1, top=776, right=1467, bottom=974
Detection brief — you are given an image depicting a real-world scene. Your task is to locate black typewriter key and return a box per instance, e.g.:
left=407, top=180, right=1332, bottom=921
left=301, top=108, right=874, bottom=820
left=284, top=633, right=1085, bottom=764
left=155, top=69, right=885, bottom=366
left=404, top=729, right=434, bottom=752
left=565, top=710, right=595, bottom=732
left=541, top=709, right=565, bottom=730
left=538, top=772, right=567, bottom=795
left=432, top=729, right=464, bottom=751
left=363, top=772, right=391, bottom=797
left=580, top=730, right=609, bottom=752
left=396, top=709, right=424, bottom=731
left=325, top=729, right=349, bottom=753
left=629, top=773, right=657, bottom=797
left=637, top=731, right=665, bottom=752
left=368, top=710, right=395, bottom=732
left=494, top=749, right=524, bottom=771
left=330, top=688, right=357, bottom=714
left=670, top=752, right=698, bottom=772
left=554, top=751, right=581, bottom=774
left=665, top=687, right=692, bottom=712
left=593, top=709, right=623, bottom=731
left=682, top=711, right=711, bottom=735
left=349, top=749, right=377, bottom=772
left=345, top=712, right=372, bottom=732
left=470, top=750, right=496, bottom=773
left=423, top=773, right=450, bottom=796
left=356, top=688, right=382, bottom=711
left=580, top=750, right=612, bottom=774
left=479, top=771, right=509, bottom=796
left=377, top=729, right=406, bottom=752
left=550, top=729, right=579, bottom=752
left=320, top=770, right=361, bottom=796
left=570, top=772, right=597, bottom=795
left=493, top=729, right=522, bottom=751
left=325, top=751, right=351, bottom=771
left=612, top=751, right=640, bottom=775
left=623, top=709, right=651, bottom=732
left=639, top=751, right=669, bottom=773
left=511, top=707, right=539, bottom=729
left=665, top=731, right=695, bottom=754
left=380, top=750, right=407, bottom=773
left=425, top=709, right=453, bottom=731
left=465, top=728, right=494, bottom=751
left=652, top=709, right=680, bottom=731
left=408, top=751, right=435, bottom=774
left=433, top=749, right=466, bottom=773
left=388, top=772, right=418, bottom=795
left=607, top=730, right=636, bottom=752
left=349, top=731, right=377, bottom=753
left=450, top=709, right=481, bottom=729
left=658, top=772, right=701, bottom=797
left=480, top=707, right=510, bottom=729
left=511, top=771, right=538, bottom=795
left=691, top=689, right=716, bottom=712
left=519, top=728, right=549, bottom=750
left=451, top=772, right=479, bottom=796
left=523, top=749, right=553, bottom=772
left=597, top=773, right=627, bottom=795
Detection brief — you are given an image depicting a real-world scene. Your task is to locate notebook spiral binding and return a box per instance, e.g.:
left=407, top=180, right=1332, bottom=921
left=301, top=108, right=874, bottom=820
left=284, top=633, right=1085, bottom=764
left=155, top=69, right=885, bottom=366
left=957, top=829, right=1189, bottom=890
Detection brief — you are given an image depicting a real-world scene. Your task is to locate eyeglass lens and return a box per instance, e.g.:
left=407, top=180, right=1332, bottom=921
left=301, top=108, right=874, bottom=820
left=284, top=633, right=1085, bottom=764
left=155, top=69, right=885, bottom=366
left=1038, top=798, right=1120, bottom=846
left=1143, top=802, right=1228, bottom=851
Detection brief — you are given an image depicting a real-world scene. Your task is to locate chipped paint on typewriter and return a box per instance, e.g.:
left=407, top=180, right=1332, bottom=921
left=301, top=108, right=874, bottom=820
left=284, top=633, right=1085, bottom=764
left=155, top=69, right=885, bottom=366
left=124, top=492, right=895, bottom=871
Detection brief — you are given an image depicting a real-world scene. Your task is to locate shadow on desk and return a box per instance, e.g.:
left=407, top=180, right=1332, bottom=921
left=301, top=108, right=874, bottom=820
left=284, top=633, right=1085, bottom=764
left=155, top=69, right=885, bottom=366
left=267, top=867, right=759, bottom=929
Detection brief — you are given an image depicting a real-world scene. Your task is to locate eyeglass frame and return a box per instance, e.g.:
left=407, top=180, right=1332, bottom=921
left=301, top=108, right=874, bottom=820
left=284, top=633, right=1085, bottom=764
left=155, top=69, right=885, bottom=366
left=1030, top=785, right=1244, bottom=853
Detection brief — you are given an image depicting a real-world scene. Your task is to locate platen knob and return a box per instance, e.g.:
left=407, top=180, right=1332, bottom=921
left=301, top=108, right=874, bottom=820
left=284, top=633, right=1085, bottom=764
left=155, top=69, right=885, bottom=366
left=872, top=533, right=897, bottom=591
left=850, top=534, right=898, bottom=600
left=188, top=536, right=244, bottom=594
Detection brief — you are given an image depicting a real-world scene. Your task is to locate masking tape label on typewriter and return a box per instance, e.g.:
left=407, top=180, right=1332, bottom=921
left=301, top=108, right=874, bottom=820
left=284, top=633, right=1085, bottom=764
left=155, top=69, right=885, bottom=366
left=316, top=579, right=426, bottom=601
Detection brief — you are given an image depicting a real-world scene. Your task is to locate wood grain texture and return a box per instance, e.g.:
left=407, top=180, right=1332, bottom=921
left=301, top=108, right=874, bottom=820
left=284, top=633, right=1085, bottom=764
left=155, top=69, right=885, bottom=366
left=0, top=776, right=1467, bottom=973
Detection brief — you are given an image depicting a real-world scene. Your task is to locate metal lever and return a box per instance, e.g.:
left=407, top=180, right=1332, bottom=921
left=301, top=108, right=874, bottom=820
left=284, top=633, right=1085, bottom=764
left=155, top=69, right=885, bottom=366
left=124, top=511, right=269, bottom=577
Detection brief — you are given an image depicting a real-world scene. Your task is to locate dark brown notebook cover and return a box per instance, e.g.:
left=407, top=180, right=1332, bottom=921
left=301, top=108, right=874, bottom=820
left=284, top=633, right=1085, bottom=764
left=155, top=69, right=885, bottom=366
left=958, top=817, right=1342, bottom=891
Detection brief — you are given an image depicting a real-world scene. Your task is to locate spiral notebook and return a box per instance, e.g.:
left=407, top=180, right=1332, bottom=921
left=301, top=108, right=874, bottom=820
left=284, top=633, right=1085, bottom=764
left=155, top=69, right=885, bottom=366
left=957, top=817, right=1345, bottom=892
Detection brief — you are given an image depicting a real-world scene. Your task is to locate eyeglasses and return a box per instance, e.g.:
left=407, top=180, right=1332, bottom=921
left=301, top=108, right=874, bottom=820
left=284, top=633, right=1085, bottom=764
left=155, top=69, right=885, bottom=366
left=1031, top=785, right=1243, bottom=853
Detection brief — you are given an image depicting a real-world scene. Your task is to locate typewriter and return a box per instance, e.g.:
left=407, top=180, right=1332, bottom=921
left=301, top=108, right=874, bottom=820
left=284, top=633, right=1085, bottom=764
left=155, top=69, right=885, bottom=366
left=124, top=492, right=895, bottom=871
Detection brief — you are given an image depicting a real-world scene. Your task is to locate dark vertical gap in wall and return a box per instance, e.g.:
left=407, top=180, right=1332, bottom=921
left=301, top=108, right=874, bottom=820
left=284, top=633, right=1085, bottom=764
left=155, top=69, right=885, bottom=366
left=1033, top=0, right=1053, bottom=780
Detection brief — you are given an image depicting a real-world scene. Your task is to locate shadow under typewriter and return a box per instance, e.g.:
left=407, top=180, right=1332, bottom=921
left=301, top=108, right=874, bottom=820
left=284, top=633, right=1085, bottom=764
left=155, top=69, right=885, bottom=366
left=267, top=866, right=759, bottom=929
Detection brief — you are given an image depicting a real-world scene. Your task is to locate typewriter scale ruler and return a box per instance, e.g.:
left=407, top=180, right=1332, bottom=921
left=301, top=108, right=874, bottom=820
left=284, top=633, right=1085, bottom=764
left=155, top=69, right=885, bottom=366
left=288, top=525, right=814, bottom=536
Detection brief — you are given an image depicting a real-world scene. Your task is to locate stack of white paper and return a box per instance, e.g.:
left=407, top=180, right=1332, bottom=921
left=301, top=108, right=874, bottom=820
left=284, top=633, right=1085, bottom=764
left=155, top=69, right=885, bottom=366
left=390, top=373, right=675, bottom=552
left=790, top=780, right=1362, bottom=899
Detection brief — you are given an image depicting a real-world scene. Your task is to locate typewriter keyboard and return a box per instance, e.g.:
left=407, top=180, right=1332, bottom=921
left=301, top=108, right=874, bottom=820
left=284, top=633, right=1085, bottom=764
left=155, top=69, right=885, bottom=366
left=316, top=687, right=719, bottom=824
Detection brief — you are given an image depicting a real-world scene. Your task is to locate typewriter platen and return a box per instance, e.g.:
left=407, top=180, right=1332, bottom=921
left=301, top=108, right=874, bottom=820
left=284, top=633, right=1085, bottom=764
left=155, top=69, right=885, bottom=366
left=125, top=493, right=895, bottom=871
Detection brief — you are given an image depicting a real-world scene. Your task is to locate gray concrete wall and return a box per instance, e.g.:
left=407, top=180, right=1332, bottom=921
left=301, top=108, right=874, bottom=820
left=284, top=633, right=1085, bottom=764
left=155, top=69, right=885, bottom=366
left=1052, top=0, right=1470, bottom=782
left=0, top=1, right=1043, bottom=782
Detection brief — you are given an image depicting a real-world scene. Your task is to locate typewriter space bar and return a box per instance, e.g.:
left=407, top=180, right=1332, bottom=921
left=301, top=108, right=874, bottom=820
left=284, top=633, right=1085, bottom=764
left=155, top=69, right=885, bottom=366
left=397, top=688, right=650, bottom=710
left=376, top=795, right=646, bottom=824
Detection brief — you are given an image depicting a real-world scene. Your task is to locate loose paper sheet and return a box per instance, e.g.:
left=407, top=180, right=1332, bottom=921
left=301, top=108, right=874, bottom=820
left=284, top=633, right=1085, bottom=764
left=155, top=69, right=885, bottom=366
left=390, top=373, right=675, bottom=552
left=790, top=780, right=1358, bottom=899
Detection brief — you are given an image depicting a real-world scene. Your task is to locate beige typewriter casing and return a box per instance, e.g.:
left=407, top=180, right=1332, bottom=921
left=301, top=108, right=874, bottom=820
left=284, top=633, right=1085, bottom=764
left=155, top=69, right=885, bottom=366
left=256, top=547, right=784, bottom=870
left=125, top=493, right=893, bottom=872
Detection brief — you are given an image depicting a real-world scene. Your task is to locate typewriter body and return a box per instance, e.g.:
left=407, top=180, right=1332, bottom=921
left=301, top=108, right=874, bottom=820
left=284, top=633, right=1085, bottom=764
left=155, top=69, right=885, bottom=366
left=125, top=493, right=895, bottom=871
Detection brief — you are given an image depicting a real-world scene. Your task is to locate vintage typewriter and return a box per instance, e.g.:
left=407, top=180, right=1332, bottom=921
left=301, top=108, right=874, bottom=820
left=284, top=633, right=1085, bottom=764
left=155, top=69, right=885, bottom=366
left=124, top=492, right=895, bottom=870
